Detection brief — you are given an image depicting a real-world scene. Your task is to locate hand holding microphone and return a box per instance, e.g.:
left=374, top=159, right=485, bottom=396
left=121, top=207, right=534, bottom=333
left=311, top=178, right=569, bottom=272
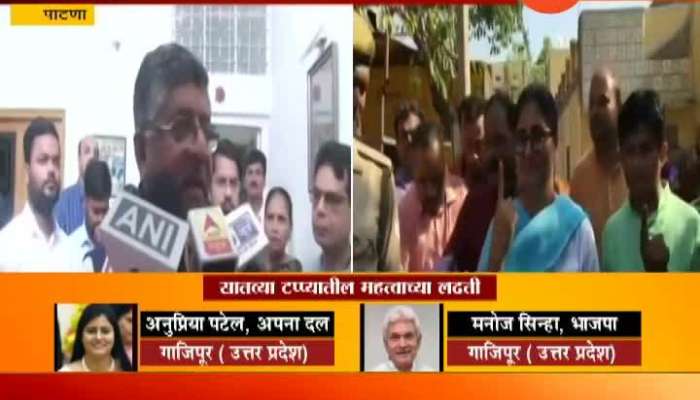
left=640, top=204, right=669, bottom=272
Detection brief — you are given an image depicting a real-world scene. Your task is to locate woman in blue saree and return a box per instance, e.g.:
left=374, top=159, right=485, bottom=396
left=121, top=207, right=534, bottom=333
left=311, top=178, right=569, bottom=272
left=478, top=84, right=599, bottom=272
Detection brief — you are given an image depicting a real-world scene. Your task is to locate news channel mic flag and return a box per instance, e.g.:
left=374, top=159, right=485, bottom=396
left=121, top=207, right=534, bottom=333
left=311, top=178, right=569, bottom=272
left=98, top=191, right=189, bottom=272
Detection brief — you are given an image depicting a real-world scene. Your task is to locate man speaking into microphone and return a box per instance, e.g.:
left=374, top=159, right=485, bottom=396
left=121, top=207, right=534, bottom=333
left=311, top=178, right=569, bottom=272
left=132, top=42, right=217, bottom=220
left=98, top=42, right=218, bottom=272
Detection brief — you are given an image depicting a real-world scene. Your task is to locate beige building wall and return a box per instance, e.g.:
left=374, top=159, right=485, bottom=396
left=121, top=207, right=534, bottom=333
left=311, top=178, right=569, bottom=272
left=558, top=3, right=700, bottom=183
left=548, top=48, right=570, bottom=95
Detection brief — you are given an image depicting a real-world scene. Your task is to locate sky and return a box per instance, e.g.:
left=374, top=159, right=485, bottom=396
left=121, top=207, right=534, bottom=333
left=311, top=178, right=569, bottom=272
left=470, top=1, right=652, bottom=62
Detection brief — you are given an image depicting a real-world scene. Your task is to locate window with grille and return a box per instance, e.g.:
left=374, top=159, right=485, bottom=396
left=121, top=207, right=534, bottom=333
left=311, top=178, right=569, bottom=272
left=175, top=6, right=268, bottom=75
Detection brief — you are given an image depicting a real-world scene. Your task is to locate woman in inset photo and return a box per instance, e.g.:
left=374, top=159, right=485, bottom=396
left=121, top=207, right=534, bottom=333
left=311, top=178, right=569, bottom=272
left=59, top=304, right=133, bottom=372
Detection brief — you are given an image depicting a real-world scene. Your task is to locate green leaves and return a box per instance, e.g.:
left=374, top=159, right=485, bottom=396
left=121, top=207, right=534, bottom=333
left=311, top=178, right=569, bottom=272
left=470, top=4, right=525, bottom=56
left=357, top=5, right=528, bottom=125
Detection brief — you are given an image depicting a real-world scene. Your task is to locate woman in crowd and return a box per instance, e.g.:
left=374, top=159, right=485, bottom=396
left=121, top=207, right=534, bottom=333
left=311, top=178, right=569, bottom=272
left=242, top=187, right=302, bottom=272
left=59, top=304, right=133, bottom=372
left=478, top=84, right=599, bottom=272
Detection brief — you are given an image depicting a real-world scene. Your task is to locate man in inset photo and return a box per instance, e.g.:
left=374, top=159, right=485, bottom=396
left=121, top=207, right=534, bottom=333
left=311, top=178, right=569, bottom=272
left=366, top=305, right=438, bottom=372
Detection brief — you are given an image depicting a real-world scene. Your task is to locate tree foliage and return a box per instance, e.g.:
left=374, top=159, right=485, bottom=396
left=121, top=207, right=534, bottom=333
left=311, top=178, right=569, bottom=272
left=356, top=5, right=528, bottom=134
left=470, top=5, right=528, bottom=58
left=529, top=36, right=552, bottom=85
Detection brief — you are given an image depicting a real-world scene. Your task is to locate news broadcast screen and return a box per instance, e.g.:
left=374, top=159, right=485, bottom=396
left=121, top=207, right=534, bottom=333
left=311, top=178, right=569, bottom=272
left=0, top=1, right=699, bottom=399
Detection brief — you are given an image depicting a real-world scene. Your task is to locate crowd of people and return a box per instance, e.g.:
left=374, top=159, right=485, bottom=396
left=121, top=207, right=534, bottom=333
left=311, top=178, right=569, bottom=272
left=353, top=11, right=700, bottom=272
left=3, top=13, right=700, bottom=273
left=382, top=73, right=700, bottom=272
left=0, top=42, right=352, bottom=273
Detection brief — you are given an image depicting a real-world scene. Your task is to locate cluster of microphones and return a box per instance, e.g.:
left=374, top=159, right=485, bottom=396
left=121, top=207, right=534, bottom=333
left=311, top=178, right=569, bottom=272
left=98, top=184, right=267, bottom=273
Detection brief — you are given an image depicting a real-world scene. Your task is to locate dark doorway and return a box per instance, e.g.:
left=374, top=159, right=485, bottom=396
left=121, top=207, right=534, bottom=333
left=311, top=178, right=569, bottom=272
left=0, top=133, right=15, bottom=229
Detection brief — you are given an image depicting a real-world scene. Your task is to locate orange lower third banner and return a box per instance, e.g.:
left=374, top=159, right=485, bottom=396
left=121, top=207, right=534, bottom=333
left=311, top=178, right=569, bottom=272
left=0, top=273, right=699, bottom=373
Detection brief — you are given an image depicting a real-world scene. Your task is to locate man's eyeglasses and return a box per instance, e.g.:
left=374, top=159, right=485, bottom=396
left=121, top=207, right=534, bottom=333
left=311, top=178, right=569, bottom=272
left=514, top=125, right=553, bottom=154
left=144, top=112, right=219, bottom=154
left=310, top=188, right=349, bottom=211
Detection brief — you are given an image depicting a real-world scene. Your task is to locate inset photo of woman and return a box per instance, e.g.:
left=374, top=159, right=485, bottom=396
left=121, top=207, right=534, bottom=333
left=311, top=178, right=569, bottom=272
left=55, top=303, right=136, bottom=372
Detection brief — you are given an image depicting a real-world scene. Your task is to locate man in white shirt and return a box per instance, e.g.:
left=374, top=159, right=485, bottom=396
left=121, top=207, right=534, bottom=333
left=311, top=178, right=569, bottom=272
left=0, top=118, right=89, bottom=272
left=61, top=160, right=112, bottom=272
left=243, top=149, right=267, bottom=221
left=371, top=305, right=435, bottom=372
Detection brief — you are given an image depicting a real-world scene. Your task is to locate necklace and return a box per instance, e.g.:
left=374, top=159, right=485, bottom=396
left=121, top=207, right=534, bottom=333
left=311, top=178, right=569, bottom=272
left=81, top=356, right=115, bottom=372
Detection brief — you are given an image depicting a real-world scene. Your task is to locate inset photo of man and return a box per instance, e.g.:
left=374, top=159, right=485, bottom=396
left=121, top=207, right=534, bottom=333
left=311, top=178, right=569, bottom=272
left=362, top=304, right=441, bottom=372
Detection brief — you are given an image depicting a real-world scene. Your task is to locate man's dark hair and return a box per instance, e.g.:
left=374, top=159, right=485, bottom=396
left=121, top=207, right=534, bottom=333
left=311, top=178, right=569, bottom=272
left=245, top=149, right=267, bottom=176
left=133, top=43, right=209, bottom=134
left=618, top=89, right=665, bottom=148
left=84, top=160, right=112, bottom=201
left=457, top=96, right=485, bottom=126
left=485, top=90, right=515, bottom=130
left=213, top=139, right=242, bottom=175
left=314, top=141, right=351, bottom=199
left=410, top=121, right=443, bottom=152
left=515, top=84, right=559, bottom=145
left=23, top=117, right=59, bottom=164
left=394, top=101, right=424, bottom=138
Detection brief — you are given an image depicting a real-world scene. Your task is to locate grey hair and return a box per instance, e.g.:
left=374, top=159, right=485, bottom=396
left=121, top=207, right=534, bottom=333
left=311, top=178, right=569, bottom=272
left=382, top=305, right=421, bottom=341
left=133, top=43, right=209, bottom=134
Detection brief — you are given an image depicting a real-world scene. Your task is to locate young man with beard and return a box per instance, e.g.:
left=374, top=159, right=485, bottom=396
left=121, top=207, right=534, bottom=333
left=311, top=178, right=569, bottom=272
left=0, top=118, right=84, bottom=271
left=399, top=122, right=467, bottom=271
left=570, top=68, right=627, bottom=255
